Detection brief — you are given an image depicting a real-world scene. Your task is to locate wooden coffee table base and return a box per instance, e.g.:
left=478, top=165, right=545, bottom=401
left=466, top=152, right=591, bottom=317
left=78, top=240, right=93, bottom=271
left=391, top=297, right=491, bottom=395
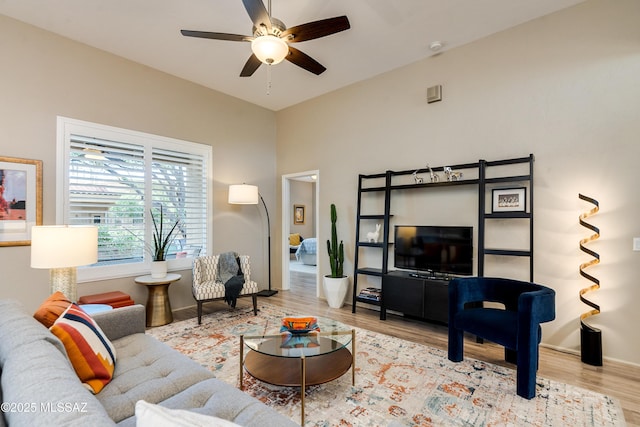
left=244, top=347, right=352, bottom=386
left=241, top=340, right=354, bottom=425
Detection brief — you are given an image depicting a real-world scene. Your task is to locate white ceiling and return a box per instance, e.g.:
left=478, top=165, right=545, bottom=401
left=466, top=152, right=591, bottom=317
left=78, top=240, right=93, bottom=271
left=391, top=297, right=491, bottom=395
left=0, top=0, right=585, bottom=111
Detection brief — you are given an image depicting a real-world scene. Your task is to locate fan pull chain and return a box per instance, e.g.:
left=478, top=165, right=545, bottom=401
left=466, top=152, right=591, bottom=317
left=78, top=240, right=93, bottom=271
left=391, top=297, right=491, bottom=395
left=266, top=0, right=273, bottom=95
left=266, top=64, right=272, bottom=95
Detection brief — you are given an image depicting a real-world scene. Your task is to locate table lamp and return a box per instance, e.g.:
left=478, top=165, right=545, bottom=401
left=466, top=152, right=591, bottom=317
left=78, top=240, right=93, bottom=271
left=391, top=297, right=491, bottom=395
left=228, top=184, right=276, bottom=297
left=31, top=225, right=98, bottom=302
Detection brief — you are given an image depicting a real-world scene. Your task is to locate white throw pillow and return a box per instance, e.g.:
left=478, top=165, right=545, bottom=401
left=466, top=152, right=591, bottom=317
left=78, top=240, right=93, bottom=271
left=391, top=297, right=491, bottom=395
left=135, top=400, right=241, bottom=427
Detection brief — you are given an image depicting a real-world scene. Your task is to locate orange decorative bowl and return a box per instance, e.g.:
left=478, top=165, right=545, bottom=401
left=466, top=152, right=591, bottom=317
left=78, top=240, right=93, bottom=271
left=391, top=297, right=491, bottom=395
left=280, top=316, right=320, bottom=334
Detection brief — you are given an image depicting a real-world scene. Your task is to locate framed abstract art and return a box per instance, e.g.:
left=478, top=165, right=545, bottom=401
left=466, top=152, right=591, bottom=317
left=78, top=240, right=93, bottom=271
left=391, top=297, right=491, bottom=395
left=0, top=156, right=43, bottom=246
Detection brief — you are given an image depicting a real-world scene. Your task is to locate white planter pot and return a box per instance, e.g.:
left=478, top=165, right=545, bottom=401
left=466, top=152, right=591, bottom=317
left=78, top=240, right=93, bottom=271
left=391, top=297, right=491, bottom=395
left=151, top=260, right=168, bottom=279
left=323, top=276, right=349, bottom=308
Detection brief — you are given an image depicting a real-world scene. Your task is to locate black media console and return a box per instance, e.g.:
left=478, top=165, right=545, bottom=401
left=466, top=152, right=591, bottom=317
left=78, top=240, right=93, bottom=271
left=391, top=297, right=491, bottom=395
left=381, top=270, right=450, bottom=324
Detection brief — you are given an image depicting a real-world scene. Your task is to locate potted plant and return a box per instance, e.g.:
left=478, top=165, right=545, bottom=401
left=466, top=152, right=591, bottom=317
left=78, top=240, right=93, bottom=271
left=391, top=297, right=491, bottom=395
left=323, top=203, right=349, bottom=308
left=148, top=205, right=181, bottom=278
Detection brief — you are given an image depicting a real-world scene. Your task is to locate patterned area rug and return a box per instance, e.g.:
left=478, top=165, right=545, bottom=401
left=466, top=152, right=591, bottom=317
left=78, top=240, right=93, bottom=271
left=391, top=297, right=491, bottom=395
left=148, top=303, right=625, bottom=426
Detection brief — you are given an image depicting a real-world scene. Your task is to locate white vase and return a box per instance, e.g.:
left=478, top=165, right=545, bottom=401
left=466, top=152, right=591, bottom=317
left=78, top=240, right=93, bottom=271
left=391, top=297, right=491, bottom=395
left=151, top=260, right=168, bottom=279
left=323, top=276, right=349, bottom=308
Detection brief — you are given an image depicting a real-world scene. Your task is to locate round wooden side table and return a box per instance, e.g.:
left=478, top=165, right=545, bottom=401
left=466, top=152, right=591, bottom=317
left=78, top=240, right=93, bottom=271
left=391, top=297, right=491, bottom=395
left=135, top=273, right=181, bottom=327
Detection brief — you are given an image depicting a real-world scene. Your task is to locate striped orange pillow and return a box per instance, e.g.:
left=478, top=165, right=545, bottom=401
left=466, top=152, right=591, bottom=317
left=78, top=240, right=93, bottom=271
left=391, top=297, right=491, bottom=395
left=49, top=303, right=116, bottom=394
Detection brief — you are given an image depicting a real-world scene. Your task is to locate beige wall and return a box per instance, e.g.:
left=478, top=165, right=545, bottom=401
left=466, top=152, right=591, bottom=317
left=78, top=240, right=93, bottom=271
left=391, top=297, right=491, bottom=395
left=275, top=0, right=640, bottom=365
left=0, top=15, right=276, bottom=313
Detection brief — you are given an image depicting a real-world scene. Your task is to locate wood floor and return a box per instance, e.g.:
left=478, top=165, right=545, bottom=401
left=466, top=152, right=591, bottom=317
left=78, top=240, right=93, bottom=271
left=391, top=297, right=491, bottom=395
left=173, top=271, right=639, bottom=425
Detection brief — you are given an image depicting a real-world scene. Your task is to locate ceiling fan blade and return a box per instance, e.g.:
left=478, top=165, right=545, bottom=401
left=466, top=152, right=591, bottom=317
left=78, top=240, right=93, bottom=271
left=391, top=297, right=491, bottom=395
left=285, top=46, right=326, bottom=75
left=240, top=54, right=262, bottom=77
left=181, top=30, right=251, bottom=42
left=281, top=16, right=350, bottom=43
left=242, top=0, right=271, bottom=30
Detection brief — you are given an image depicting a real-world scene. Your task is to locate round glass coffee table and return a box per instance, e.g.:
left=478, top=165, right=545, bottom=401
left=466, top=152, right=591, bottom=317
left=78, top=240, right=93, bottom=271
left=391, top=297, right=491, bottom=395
left=240, top=317, right=355, bottom=425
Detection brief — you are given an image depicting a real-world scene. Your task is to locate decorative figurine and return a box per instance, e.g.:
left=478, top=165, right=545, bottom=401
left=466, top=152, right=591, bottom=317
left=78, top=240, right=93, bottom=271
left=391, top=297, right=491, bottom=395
left=426, top=164, right=439, bottom=183
left=412, top=169, right=424, bottom=184
left=367, top=224, right=381, bottom=243
left=444, top=167, right=463, bottom=181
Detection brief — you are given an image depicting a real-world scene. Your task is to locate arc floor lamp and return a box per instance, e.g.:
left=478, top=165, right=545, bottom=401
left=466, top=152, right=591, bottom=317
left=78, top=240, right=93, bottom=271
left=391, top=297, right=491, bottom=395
left=228, top=184, right=277, bottom=297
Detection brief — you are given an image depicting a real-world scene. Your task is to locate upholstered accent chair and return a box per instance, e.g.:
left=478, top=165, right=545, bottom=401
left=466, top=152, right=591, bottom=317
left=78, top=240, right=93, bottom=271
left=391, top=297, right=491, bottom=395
left=192, top=254, right=259, bottom=324
left=447, top=277, right=556, bottom=399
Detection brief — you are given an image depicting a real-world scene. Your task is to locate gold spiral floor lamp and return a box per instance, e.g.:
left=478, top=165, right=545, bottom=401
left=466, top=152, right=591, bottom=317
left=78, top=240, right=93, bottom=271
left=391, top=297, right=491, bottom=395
left=578, top=193, right=602, bottom=366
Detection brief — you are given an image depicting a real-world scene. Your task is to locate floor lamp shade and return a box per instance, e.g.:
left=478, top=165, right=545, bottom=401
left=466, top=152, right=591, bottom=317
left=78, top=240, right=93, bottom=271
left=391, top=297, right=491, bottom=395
left=31, top=225, right=98, bottom=301
left=228, top=184, right=259, bottom=205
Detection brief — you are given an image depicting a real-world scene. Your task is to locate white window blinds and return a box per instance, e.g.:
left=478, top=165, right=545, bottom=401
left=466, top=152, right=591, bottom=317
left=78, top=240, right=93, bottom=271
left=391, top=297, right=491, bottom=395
left=151, top=147, right=208, bottom=259
left=69, top=135, right=146, bottom=264
left=58, top=117, right=211, bottom=280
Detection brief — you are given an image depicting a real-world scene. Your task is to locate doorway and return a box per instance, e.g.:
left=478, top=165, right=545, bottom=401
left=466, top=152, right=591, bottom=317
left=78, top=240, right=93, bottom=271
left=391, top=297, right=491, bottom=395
left=281, top=171, right=319, bottom=296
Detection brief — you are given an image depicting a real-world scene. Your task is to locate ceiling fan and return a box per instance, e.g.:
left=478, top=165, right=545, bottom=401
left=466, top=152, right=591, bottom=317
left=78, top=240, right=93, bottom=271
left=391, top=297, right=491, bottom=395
left=180, top=0, right=350, bottom=77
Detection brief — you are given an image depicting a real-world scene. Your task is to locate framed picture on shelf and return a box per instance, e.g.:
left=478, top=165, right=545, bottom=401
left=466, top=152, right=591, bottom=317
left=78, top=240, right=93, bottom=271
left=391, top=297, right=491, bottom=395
left=492, top=187, right=526, bottom=213
left=294, top=204, right=305, bottom=225
left=0, top=156, right=43, bottom=246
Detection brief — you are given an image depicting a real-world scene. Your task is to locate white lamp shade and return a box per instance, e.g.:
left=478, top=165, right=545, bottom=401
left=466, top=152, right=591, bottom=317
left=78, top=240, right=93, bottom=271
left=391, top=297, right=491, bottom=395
left=228, top=184, right=259, bottom=205
left=31, top=225, right=98, bottom=268
left=251, top=35, right=289, bottom=65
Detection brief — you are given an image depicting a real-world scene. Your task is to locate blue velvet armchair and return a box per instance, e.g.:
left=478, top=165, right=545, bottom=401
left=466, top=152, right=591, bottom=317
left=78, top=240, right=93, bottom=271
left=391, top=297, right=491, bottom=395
left=447, top=277, right=556, bottom=399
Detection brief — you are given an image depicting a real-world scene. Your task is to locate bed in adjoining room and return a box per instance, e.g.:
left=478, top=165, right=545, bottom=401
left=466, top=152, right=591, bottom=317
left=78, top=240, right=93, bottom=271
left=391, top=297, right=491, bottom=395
left=295, top=237, right=317, bottom=265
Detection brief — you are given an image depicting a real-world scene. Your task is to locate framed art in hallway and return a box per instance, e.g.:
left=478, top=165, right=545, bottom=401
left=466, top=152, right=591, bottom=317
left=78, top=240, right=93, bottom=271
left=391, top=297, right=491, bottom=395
left=0, top=156, right=42, bottom=246
left=492, top=187, right=526, bottom=213
left=294, top=204, right=305, bottom=225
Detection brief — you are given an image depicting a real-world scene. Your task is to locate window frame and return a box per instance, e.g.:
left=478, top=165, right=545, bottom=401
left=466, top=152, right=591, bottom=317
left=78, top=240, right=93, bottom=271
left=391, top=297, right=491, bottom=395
left=56, top=116, right=212, bottom=282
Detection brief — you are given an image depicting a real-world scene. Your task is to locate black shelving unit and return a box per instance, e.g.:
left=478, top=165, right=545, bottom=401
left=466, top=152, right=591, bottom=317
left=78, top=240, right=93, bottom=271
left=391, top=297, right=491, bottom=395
left=478, top=154, right=535, bottom=280
left=352, top=155, right=535, bottom=317
left=352, top=172, right=392, bottom=312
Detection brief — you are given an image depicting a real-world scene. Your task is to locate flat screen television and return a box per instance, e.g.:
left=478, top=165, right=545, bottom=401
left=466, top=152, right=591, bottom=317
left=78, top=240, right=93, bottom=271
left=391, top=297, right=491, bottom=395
left=394, top=225, right=473, bottom=276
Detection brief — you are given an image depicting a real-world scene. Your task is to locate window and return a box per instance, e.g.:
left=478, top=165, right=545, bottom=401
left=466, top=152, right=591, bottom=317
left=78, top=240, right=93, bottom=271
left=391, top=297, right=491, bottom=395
left=57, top=117, right=212, bottom=281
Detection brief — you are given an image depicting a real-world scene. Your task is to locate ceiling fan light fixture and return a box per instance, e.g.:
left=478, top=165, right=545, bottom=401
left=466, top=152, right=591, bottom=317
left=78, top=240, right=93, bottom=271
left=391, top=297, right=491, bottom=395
left=251, top=35, right=288, bottom=65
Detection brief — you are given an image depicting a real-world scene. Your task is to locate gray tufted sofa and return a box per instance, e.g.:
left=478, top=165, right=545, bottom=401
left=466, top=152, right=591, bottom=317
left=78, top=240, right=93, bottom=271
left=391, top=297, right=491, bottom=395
left=0, top=299, right=296, bottom=427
